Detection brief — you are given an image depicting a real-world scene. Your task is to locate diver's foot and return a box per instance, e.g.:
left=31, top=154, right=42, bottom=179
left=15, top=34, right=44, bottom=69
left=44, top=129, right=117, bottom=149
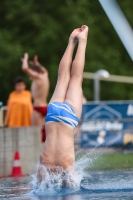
left=69, top=28, right=82, bottom=43
left=77, top=25, right=89, bottom=42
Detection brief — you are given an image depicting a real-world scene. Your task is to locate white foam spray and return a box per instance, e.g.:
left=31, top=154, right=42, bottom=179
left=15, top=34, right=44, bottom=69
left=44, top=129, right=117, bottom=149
left=30, top=149, right=99, bottom=196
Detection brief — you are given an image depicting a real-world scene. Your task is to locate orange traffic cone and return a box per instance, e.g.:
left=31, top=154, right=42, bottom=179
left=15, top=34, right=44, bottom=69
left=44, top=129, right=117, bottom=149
left=9, top=151, right=24, bottom=177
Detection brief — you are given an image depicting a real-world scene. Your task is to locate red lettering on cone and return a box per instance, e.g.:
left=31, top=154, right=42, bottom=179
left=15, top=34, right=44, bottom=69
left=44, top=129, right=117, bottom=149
left=9, top=151, right=24, bottom=177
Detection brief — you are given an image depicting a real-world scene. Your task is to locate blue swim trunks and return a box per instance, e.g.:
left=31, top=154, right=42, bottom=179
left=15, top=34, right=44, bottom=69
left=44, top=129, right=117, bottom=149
left=46, top=102, right=79, bottom=128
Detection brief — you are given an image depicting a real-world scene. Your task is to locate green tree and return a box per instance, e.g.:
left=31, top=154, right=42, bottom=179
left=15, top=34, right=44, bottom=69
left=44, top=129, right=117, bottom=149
left=0, top=0, right=132, bottom=104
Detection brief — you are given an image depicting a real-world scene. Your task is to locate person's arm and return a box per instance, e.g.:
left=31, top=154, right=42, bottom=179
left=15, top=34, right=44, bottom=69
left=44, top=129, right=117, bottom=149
left=21, top=53, right=40, bottom=78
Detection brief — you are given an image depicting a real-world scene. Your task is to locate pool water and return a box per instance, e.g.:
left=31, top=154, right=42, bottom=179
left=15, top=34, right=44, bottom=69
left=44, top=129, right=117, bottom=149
left=0, top=170, right=133, bottom=200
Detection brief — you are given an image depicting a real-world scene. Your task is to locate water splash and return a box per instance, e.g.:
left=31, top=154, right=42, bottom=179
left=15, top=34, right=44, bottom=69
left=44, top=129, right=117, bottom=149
left=30, top=149, right=99, bottom=196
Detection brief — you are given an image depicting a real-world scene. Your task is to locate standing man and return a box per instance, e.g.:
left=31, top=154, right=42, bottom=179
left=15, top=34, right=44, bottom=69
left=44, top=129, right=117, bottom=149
left=21, top=54, right=50, bottom=141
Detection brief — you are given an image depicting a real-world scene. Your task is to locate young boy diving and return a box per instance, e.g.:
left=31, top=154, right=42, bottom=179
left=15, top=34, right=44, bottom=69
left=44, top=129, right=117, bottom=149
left=21, top=54, right=50, bottom=141
left=38, top=25, right=88, bottom=187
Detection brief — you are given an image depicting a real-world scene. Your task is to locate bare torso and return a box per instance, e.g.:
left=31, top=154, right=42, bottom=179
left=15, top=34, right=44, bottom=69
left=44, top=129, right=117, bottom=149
left=40, top=122, right=75, bottom=169
left=31, top=73, right=49, bottom=106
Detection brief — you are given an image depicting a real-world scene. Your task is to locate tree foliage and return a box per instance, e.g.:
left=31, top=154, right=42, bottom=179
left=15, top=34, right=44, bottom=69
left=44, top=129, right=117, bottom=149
left=0, top=0, right=132, bottom=104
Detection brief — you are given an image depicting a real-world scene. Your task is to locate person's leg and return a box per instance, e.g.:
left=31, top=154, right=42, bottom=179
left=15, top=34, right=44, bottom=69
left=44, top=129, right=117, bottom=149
left=31, top=110, right=44, bottom=141
left=49, top=29, right=80, bottom=103
left=31, top=110, right=44, bottom=126
left=65, top=25, right=89, bottom=119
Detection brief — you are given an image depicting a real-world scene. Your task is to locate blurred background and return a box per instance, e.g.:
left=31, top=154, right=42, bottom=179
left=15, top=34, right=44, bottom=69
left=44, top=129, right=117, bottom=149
left=0, top=0, right=132, bottom=104
left=0, top=0, right=133, bottom=178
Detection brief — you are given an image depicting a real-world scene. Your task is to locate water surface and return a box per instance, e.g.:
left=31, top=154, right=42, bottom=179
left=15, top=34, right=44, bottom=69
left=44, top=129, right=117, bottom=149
left=0, top=170, right=133, bottom=200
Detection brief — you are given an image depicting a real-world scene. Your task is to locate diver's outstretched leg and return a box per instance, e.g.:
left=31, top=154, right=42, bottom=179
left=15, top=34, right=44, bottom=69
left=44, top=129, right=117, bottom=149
left=49, top=28, right=81, bottom=103
left=65, top=25, right=89, bottom=118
